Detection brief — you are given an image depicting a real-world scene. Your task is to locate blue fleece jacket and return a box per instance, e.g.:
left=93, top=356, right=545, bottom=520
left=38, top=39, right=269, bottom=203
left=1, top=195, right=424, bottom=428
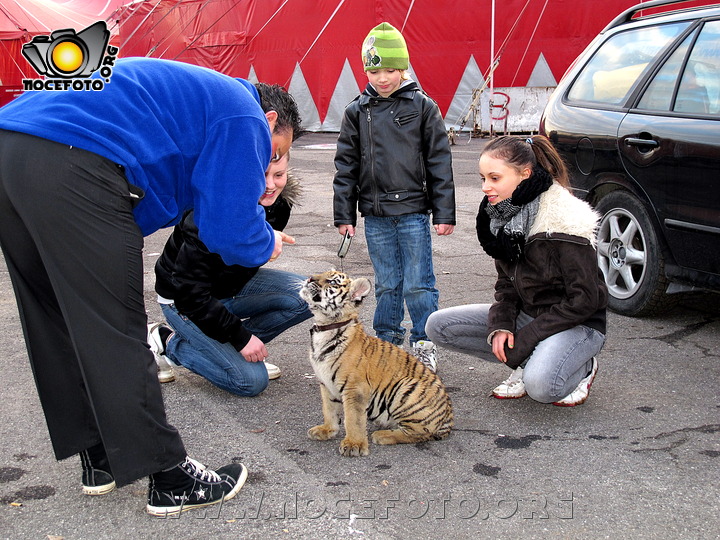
left=0, top=57, right=274, bottom=267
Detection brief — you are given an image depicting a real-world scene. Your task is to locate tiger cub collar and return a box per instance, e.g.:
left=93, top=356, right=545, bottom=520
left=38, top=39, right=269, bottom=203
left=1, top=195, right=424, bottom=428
left=312, top=318, right=356, bottom=332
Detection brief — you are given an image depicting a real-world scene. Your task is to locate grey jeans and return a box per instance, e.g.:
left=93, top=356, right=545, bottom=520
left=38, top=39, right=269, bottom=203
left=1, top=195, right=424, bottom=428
left=426, top=304, right=605, bottom=402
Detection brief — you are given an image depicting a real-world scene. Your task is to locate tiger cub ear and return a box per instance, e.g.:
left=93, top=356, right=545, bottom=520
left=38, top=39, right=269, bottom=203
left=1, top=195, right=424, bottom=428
left=350, top=277, right=372, bottom=303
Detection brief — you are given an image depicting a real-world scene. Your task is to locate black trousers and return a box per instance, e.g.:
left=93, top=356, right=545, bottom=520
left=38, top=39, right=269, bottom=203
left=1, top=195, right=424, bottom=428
left=0, top=130, right=186, bottom=487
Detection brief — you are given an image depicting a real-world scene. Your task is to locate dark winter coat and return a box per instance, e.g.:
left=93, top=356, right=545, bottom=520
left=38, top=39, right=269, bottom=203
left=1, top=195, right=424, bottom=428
left=482, top=183, right=608, bottom=369
left=333, top=81, right=455, bottom=226
left=154, top=174, right=301, bottom=351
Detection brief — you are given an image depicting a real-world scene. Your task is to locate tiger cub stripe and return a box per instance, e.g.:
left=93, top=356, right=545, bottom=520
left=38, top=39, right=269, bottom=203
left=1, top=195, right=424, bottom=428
left=299, top=270, right=453, bottom=457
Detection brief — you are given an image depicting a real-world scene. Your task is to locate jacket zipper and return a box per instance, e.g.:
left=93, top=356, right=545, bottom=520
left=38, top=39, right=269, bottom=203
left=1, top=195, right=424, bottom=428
left=512, top=234, right=592, bottom=306
left=367, top=104, right=381, bottom=215
left=526, top=234, right=592, bottom=246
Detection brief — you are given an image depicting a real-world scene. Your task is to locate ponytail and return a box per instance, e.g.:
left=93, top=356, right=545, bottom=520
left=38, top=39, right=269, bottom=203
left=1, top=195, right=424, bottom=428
left=526, top=135, right=570, bottom=188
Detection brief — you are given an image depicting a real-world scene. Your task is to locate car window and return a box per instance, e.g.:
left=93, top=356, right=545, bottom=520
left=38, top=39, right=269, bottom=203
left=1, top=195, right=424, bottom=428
left=567, top=22, right=689, bottom=105
left=637, top=33, right=693, bottom=111
left=675, top=20, right=720, bottom=114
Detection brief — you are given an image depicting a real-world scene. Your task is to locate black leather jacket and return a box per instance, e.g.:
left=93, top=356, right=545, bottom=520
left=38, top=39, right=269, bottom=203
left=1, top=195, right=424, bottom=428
left=154, top=175, right=300, bottom=351
left=333, top=81, right=455, bottom=226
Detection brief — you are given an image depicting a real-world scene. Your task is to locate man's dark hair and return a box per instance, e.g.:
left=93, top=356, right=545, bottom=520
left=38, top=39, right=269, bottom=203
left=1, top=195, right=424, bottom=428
left=255, top=83, right=303, bottom=140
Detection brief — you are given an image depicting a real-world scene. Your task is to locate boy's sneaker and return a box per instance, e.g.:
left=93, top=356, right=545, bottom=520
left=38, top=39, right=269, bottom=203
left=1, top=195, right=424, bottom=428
left=553, top=357, right=598, bottom=407
left=412, top=340, right=438, bottom=373
left=265, top=362, right=281, bottom=380
left=147, top=322, right=176, bottom=383
left=80, top=443, right=116, bottom=496
left=147, top=456, right=248, bottom=517
left=492, top=367, right=527, bottom=399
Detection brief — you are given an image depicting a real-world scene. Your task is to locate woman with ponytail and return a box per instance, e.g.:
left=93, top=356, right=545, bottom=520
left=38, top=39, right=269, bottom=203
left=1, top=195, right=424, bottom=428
left=426, top=135, right=608, bottom=406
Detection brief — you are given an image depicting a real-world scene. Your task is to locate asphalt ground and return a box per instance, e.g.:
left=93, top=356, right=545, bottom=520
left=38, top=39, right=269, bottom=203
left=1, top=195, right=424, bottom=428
left=1, top=132, right=719, bottom=539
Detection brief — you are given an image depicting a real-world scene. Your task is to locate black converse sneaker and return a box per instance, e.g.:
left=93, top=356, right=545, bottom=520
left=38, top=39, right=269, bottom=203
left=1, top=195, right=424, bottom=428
left=146, top=457, right=247, bottom=517
left=80, top=443, right=116, bottom=496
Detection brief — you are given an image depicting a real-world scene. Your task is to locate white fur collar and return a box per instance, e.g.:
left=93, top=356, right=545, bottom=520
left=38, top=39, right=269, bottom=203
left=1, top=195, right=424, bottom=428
left=528, top=183, right=600, bottom=246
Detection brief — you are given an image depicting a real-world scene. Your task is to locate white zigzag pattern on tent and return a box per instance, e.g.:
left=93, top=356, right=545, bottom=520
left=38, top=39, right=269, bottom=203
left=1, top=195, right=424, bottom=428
left=251, top=53, right=557, bottom=132
left=287, top=62, right=321, bottom=130
left=322, top=58, right=360, bottom=131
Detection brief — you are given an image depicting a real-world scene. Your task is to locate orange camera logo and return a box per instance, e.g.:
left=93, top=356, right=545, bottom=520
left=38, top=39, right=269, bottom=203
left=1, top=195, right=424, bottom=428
left=22, top=21, right=118, bottom=91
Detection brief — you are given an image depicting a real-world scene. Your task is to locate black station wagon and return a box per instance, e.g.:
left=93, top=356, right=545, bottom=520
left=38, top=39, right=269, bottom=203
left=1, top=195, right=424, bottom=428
left=540, top=0, right=720, bottom=316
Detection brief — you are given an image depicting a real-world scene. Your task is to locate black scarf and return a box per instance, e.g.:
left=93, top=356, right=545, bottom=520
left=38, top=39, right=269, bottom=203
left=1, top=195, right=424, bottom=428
left=475, top=166, right=554, bottom=262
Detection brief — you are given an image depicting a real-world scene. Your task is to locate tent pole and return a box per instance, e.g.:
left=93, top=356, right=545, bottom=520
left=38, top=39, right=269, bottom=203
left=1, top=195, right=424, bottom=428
left=490, top=0, right=495, bottom=138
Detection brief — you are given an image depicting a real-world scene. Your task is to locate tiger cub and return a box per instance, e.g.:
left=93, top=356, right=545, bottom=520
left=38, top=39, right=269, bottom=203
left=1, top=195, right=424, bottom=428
left=299, top=270, right=453, bottom=457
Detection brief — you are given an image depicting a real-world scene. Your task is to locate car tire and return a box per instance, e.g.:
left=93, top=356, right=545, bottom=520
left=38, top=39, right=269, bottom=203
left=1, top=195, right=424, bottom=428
left=595, top=190, right=676, bottom=317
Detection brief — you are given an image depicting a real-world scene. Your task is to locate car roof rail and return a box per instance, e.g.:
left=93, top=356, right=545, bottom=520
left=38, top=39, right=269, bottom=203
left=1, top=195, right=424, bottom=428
left=602, top=0, right=718, bottom=32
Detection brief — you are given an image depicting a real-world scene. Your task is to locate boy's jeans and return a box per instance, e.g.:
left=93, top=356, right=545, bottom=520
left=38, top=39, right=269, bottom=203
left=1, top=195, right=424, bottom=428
left=364, top=213, right=439, bottom=346
left=426, top=305, right=605, bottom=402
left=161, top=268, right=311, bottom=396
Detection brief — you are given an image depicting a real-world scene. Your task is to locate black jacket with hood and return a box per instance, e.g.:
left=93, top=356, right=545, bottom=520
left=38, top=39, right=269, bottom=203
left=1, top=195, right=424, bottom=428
left=333, top=81, right=455, bottom=226
left=154, top=174, right=301, bottom=351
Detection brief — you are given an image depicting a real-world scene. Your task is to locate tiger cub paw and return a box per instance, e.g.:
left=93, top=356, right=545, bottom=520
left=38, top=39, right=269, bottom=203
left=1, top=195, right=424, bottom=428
left=308, top=425, right=338, bottom=440
left=371, top=429, right=406, bottom=445
left=372, top=429, right=422, bottom=444
left=339, top=437, right=369, bottom=457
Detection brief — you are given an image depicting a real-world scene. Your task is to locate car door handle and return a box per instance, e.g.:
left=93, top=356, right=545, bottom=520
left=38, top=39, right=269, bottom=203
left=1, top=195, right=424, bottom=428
left=625, top=137, right=659, bottom=148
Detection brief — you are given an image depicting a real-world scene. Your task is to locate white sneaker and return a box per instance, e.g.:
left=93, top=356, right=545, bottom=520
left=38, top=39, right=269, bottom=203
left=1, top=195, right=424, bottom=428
left=411, top=340, right=438, bottom=373
left=492, top=367, right=527, bottom=399
left=147, top=322, right=176, bottom=383
left=553, top=357, right=598, bottom=407
left=265, top=362, right=281, bottom=380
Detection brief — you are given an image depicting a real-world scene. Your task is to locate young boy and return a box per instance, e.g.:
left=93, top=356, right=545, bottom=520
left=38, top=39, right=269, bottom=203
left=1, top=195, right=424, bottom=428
left=333, top=22, right=456, bottom=372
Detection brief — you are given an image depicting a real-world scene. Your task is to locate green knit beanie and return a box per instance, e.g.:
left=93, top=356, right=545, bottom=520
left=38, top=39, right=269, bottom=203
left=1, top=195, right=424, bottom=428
left=361, top=22, right=409, bottom=71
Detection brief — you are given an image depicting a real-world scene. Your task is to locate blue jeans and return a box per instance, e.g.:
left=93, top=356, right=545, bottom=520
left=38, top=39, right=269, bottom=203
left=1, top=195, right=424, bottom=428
left=426, top=304, right=606, bottom=403
left=161, top=268, right=312, bottom=396
left=364, top=213, right=439, bottom=346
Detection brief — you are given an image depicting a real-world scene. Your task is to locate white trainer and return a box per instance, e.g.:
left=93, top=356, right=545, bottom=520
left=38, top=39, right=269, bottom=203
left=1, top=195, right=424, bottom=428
left=553, top=357, right=598, bottom=407
left=147, top=322, right=176, bottom=383
left=411, top=340, right=438, bottom=373
left=265, top=362, right=281, bottom=380
left=491, top=367, right=527, bottom=399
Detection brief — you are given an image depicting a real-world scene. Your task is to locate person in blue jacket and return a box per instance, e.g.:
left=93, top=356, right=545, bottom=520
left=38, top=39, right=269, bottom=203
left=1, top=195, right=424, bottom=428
left=0, top=57, right=301, bottom=516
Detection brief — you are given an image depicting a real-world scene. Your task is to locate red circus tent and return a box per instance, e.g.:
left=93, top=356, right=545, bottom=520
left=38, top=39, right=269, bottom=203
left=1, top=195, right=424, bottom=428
left=115, top=0, right=641, bottom=131
left=6, top=0, right=688, bottom=131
